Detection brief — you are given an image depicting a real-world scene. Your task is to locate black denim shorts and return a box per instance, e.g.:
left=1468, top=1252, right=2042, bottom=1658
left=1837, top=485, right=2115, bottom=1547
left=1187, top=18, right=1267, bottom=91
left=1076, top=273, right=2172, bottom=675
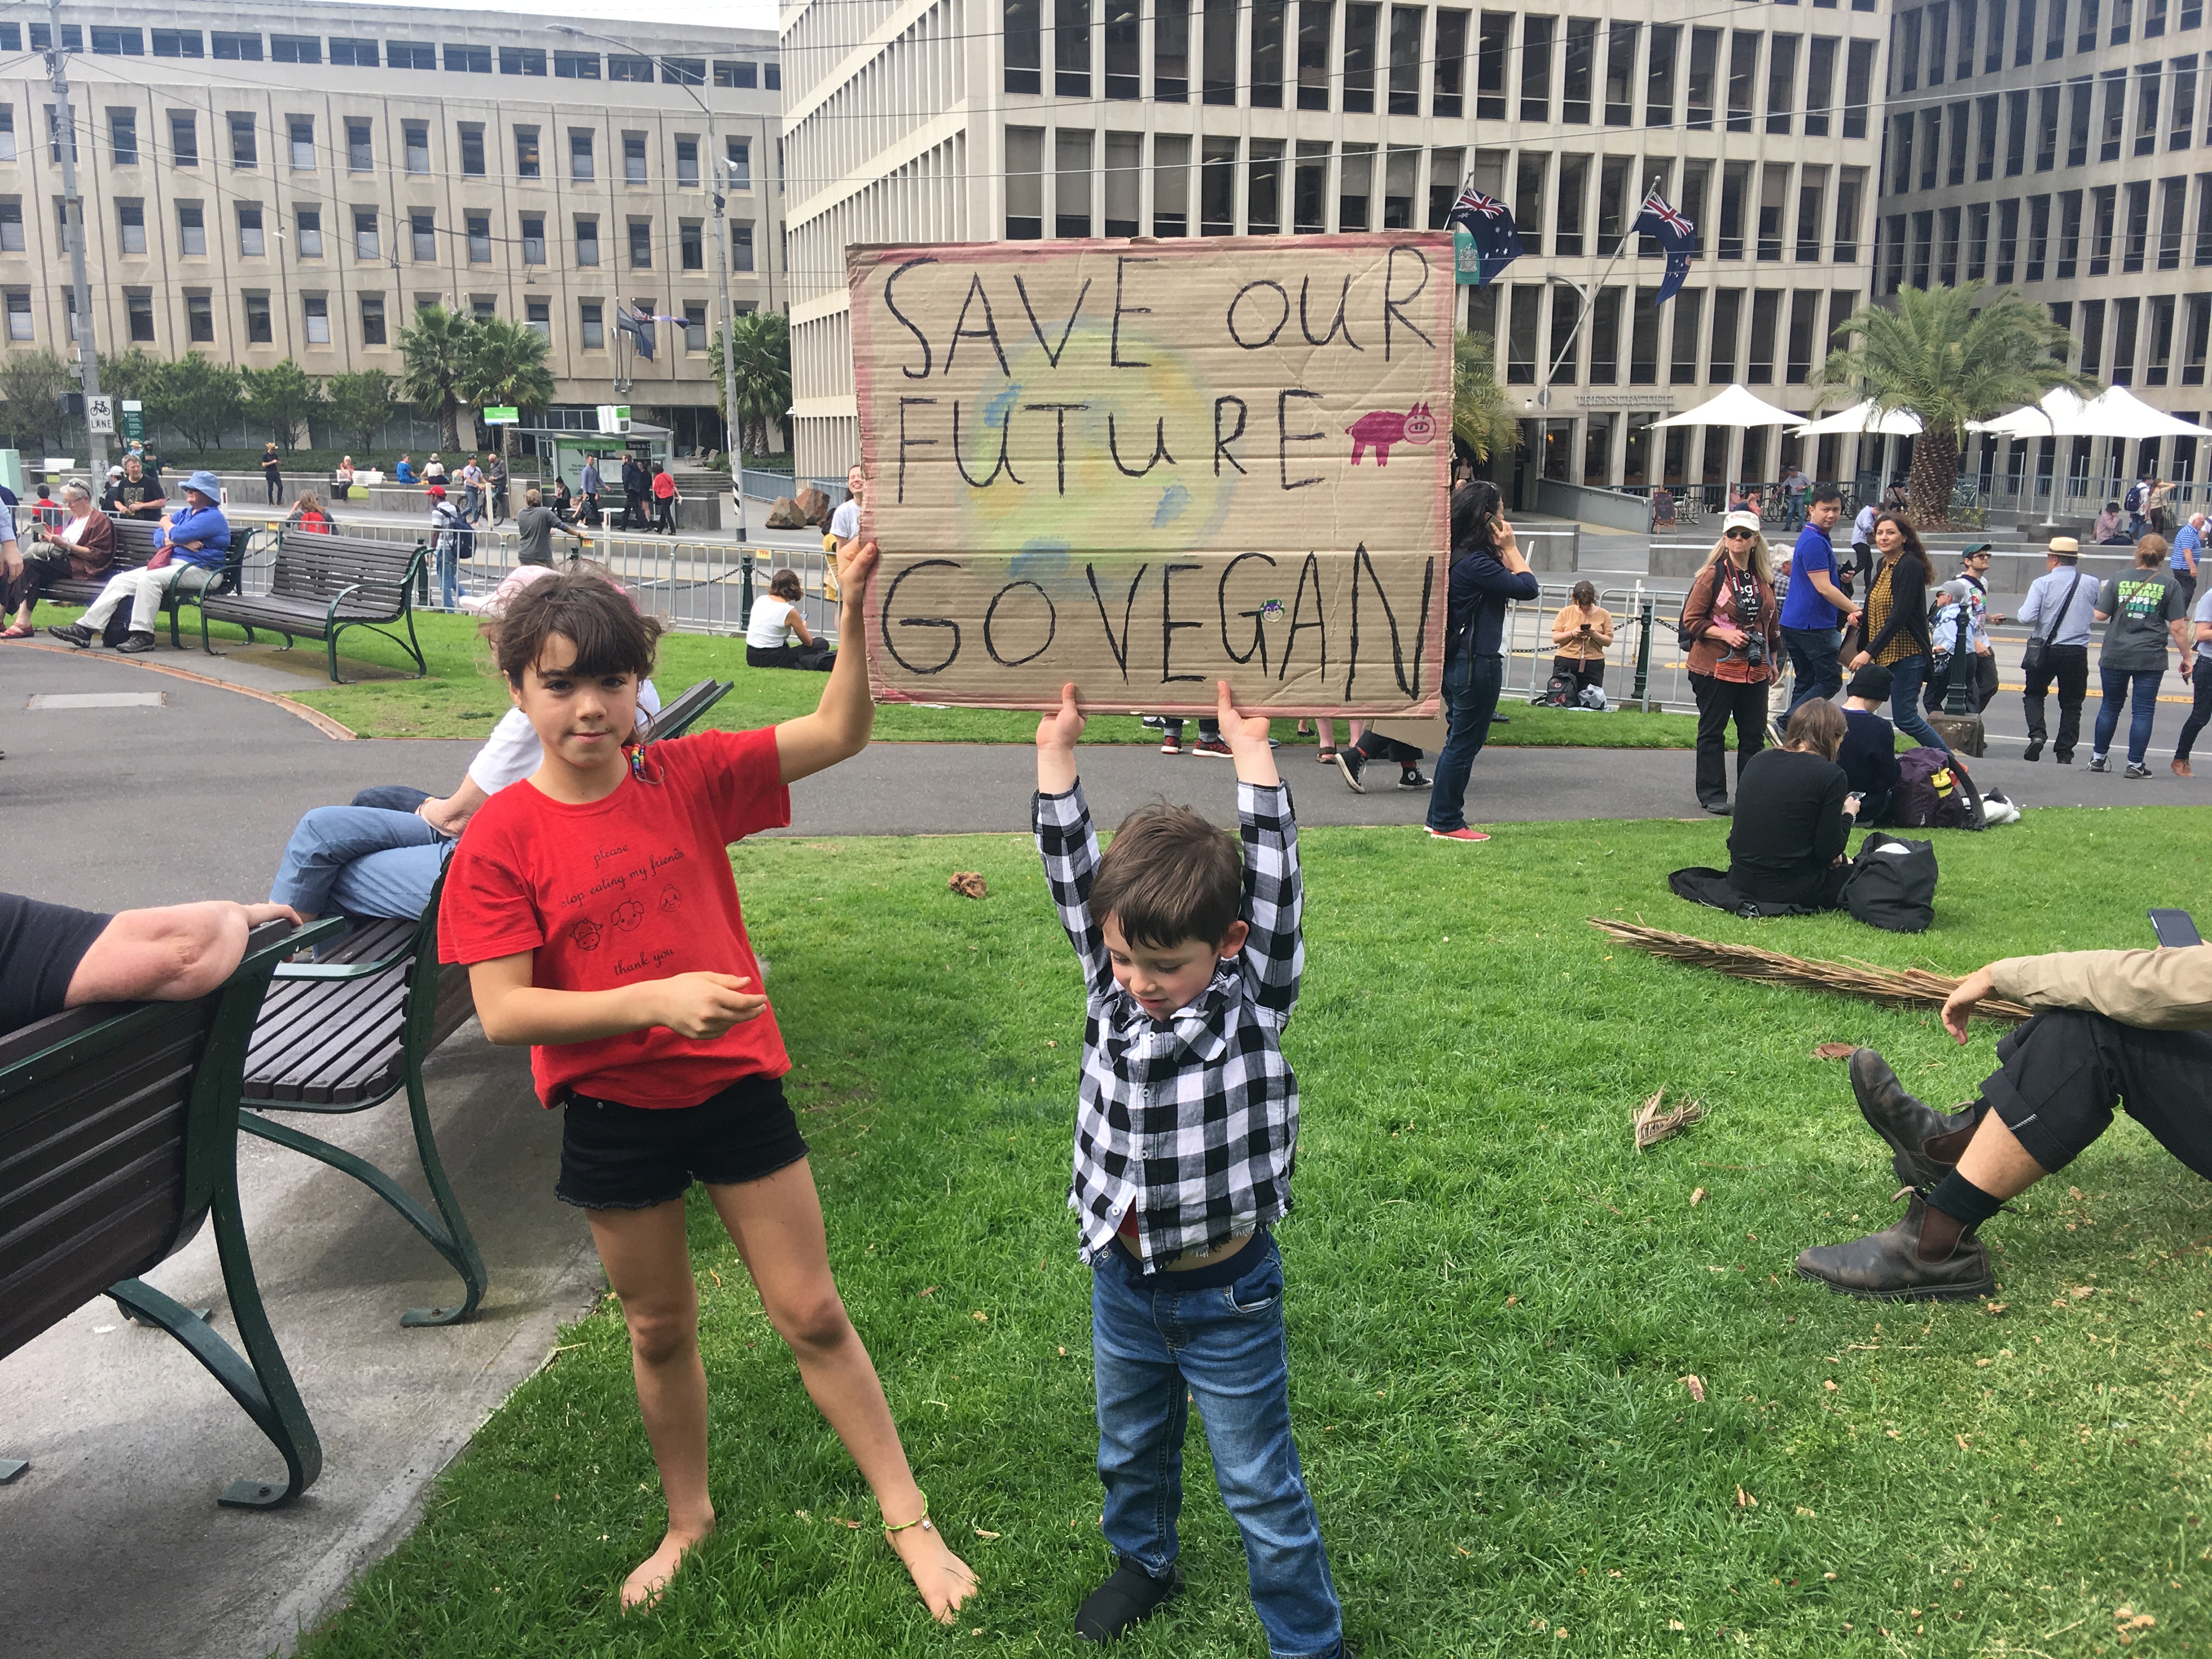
left=555, top=1073, right=809, bottom=1211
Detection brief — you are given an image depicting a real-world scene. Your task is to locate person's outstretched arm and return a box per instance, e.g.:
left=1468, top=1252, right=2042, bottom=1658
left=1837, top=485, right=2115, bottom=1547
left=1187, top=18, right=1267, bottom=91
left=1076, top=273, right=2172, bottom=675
left=775, top=541, right=881, bottom=783
left=1032, top=683, right=1113, bottom=997
left=67, top=900, right=302, bottom=1006
left=1216, top=680, right=1300, bottom=1018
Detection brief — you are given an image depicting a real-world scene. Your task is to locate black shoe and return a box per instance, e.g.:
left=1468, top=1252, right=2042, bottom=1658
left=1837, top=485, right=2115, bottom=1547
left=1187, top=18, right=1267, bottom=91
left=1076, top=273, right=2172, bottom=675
left=1397, top=769, right=1430, bottom=789
left=1795, top=1196, right=1994, bottom=1302
left=2022, top=738, right=2043, bottom=763
left=1489, top=714, right=1509, bottom=725
left=2089, top=755, right=2108, bottom=773
left=1075, top=1556, right=1183, bottom=1643
left=1700, top=798, right=1731, bottom=816
left=1334, top=750, right=1367, bottom=794
left=1849, top=1049, right=1979, bottom=1189
left=114, top=630, right=157, bottom=654
left=46, top=623, right=92, bottom=648
left=2055, top=751, right=2073, bottom=764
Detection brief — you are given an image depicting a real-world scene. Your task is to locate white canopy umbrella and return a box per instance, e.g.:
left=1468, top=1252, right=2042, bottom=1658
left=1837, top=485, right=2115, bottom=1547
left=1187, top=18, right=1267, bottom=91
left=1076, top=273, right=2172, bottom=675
left=1968, top=386, right=2212, bottom=441
left=1790, top=399, right=1923, bottom=438
left=1648, top=383, right=1805, bottom=429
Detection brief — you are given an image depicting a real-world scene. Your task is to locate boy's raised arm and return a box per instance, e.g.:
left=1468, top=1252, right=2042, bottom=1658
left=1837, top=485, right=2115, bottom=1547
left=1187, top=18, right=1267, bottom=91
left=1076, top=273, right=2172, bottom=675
left=1033, top=683, right=1112, bottom=994
left=1216, top=681, right=1302, bottom=1019
left=776, top=541, right=881, bottom=785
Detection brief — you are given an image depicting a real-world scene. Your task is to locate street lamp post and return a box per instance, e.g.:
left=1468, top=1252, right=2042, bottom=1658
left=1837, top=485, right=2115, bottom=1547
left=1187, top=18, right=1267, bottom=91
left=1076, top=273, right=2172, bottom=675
left=44, top=0, right=106, bottom=473
left=551, top=25, right=746, bottom=539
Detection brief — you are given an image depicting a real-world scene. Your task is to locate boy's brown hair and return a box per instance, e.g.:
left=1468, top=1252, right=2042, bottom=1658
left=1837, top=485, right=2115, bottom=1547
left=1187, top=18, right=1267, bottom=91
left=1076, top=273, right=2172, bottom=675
left=488, top=563, right=662, bottom=684
left=1090, top=803, right=1245, bottom=949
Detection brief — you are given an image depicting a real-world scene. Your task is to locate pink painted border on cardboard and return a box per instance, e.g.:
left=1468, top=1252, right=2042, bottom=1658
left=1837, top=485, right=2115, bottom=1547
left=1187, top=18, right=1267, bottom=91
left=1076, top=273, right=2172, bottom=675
left=845, top=234, right=1454, bottom=717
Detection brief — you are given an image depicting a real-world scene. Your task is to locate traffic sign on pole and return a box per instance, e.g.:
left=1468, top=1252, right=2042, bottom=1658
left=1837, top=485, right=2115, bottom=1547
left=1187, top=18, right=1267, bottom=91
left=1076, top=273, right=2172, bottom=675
left=86, top=394, right=114, bottom=435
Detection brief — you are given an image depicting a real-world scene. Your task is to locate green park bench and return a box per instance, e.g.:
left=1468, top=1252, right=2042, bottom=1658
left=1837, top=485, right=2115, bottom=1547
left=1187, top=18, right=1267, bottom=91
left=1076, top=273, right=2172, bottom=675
left=234, top=676, right=735, bottom=1327
left=39, top=518, right=254, bottom=649
left=1, top=916, right=342, bottom=1508
left=196, top=528, right=429, bottom=684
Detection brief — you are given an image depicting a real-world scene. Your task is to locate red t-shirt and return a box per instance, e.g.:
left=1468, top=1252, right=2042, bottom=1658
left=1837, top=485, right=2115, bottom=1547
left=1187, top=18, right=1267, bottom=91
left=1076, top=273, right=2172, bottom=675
left=438, top=726, right=792, bottom=1109
left=652, top=472, right=676, bottom=499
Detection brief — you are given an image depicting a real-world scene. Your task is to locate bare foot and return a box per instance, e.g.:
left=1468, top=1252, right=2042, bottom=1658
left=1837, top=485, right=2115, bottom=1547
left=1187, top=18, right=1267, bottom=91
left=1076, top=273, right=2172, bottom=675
left=621, top=1520, right=714, bottom=1612
left=886, top=1519, right=979, bottom=1624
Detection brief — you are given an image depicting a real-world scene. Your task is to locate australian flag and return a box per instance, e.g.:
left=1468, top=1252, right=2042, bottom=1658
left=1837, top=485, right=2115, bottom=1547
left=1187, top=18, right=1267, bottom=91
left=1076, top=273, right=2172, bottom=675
left=1632, top=191, right=1697, bottom=307
left=1447, top=184, right=1523, bottom=286
left=616, top=302, right=658, bottom=360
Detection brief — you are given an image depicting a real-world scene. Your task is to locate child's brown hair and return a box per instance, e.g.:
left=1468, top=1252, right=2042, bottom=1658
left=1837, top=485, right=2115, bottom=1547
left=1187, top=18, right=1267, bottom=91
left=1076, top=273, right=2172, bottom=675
left=488, top=563, right=663, bottom=684
left=1089, top=803, right=1245, bottom=949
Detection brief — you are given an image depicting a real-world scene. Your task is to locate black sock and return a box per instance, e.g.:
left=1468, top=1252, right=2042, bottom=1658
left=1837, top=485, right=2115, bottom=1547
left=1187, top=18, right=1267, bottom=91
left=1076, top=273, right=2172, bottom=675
left=1926, top=1170, right=2003, bottom=1228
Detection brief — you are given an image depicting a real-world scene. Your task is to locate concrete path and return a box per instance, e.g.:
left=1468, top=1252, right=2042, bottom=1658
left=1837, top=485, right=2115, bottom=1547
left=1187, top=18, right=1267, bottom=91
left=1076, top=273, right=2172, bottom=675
left=0, top=621, right=2202, bottom=1659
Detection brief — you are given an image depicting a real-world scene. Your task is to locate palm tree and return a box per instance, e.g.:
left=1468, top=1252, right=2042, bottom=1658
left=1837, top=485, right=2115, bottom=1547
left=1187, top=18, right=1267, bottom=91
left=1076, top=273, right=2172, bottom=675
left=708, top=310, right=793, bottom=459
left=461, top=318, right=557, bottom=459
left=1452, top=330, right=1518, bottom=464
left=1815, top=281, right=2092, bottom=527
left=397, top=305, right=477, bottom=452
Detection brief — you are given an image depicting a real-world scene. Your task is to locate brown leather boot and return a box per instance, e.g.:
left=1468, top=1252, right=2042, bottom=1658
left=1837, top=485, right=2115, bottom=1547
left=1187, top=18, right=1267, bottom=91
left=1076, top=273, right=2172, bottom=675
left=1795, top=1196, right=1994, bottom=1302
left=1849, top=1049, right=1983, bottom=1189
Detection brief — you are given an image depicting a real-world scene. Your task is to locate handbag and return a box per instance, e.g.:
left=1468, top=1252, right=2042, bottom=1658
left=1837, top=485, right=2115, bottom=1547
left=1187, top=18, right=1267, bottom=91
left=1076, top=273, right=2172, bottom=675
left=2020, top=569, right=2085, bottom=677
left=1841, top=833, right=1939, bottom=933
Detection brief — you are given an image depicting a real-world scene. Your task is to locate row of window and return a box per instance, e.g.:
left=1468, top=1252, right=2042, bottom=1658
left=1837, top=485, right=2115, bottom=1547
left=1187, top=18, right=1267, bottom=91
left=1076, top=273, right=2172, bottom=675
left=2, top=290, right=729, bottom=353
left=997, top=128, right=1871, bottom=261
left=1888, top=56, right=2212, bottom=190
left=1881, top=175, right=2211, bottom=290
left=0, top=198, right=759, bottom=272
left=1480, top=280, right=1863, bottom=388
left=1894, top=0, right=2203, bottom=96
left=0, top=24, right=777, bottom=87
left=14, top=106, right=759, bottom=190
left=1001, top=3, right=1877, bottom=131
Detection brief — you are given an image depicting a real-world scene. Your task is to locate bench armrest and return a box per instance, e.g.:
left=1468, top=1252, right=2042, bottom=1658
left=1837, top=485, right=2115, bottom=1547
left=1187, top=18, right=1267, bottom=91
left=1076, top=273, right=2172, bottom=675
left=271, top=928, right=424, bottom=980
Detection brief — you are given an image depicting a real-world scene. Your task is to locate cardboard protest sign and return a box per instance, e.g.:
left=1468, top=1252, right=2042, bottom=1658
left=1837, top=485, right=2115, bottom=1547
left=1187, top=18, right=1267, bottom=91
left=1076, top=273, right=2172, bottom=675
left=847, top=234, right=1455, bottom=715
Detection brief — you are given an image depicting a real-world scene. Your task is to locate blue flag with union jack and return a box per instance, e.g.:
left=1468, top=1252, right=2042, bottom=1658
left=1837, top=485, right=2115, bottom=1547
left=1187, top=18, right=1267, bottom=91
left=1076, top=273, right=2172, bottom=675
left=1446, top=184, right=1523, bottom=286
left=1632, top=191, right=1697, bottom=307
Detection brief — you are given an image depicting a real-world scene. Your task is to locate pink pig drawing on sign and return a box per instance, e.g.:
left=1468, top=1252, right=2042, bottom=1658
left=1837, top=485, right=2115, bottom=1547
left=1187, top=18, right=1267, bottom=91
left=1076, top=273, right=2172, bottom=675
left=1344, top=402, right=1438, bottom=466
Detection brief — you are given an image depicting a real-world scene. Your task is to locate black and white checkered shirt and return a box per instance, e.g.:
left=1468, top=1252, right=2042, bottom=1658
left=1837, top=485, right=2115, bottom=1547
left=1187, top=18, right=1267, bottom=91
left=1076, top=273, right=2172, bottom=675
left=1033, top=778, right=1304, bottom=1268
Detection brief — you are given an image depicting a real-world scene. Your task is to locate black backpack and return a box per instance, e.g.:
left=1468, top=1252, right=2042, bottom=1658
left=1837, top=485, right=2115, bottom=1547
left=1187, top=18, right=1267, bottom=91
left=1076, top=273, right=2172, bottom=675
left=1543, top=670, right=1578, bottom=707
left=2125, top=481, right=2147, bottom=513
left=1841, top=833, right=1939, bottom=933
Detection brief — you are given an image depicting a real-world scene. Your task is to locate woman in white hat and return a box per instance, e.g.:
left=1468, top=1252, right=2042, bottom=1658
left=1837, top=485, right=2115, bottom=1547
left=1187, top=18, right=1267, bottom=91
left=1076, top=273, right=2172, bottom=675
left=1680, top=509, right=1783, bottom=814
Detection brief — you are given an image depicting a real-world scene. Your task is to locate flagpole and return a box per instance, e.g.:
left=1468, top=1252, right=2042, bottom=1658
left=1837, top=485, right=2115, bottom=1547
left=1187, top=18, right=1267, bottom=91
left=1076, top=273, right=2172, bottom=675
left=1536, top=180, right=1662, bottom=410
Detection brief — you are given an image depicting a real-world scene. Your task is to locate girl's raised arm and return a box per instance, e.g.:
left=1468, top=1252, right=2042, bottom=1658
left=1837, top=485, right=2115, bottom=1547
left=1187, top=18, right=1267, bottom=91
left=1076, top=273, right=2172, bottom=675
left=776, top=541, right=881, bottom=784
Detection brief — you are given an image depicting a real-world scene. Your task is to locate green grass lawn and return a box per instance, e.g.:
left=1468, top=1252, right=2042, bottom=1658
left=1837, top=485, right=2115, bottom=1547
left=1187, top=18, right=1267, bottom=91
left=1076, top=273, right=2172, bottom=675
left=48, top=603, right=1702, bottom=748
left=298, top=808, right=2212, bottom=1658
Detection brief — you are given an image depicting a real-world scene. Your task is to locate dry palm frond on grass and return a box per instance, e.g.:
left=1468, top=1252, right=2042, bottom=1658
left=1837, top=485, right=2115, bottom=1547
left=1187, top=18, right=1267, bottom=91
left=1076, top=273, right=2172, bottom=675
left=1589, top=919, right=2034, bottom=1024
left=1634, top=1087, right=1706, bottom=1151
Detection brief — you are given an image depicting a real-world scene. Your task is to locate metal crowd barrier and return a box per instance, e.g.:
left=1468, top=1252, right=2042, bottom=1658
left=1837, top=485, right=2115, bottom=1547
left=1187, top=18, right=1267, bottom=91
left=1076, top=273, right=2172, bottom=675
left=1498, top=580, right=1699, bottom=716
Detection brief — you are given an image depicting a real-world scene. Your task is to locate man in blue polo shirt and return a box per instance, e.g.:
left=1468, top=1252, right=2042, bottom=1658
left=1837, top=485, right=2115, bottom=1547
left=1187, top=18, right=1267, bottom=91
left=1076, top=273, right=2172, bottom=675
left=1777, top=483, right=1861, bottom=721
left=47, top=469, right=230, bottom=655
left=2172, top=511, right=2203, bottom=609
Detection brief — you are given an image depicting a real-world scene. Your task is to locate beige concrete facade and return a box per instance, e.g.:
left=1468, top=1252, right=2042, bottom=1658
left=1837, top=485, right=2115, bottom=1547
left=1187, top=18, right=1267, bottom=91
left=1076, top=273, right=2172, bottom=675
left=781, top=0, right=1890, bottom=492
left=1, top=1, right=785, bottom=430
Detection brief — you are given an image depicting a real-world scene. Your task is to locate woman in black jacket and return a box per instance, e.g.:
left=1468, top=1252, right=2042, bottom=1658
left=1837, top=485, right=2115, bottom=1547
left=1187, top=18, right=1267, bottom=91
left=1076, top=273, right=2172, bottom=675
left=1726, top=699, right=1861, bottom=909
left=1844, top=512, right=1955, bottom=757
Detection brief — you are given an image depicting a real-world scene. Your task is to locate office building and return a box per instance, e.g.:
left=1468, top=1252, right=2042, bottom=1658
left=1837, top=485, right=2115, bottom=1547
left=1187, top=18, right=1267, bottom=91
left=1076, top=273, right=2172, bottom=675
left=783, top=0, right=1891, bottom=494
left=1874, top=0, right=2212, bottom=509
left=0, top=2, right=785, bottom=449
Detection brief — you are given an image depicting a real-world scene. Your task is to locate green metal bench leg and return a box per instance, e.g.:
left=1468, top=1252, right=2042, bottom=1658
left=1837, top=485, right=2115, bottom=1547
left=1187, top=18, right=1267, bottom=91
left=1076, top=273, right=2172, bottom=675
left=108, top=1183, right=321, bottom=1508
left=241, top=1091, right=486, bottom=1328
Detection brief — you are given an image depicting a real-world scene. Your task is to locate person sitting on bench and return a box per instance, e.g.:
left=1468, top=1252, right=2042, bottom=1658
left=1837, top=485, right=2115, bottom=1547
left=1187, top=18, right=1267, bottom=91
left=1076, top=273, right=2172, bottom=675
left=1797, top=936, right=2212, bottom=1300
left=268, top=681, right=664, bottom=924
left=47, top=470, right=230, bottom=655
left=1, top=892, right=303, bottom=1039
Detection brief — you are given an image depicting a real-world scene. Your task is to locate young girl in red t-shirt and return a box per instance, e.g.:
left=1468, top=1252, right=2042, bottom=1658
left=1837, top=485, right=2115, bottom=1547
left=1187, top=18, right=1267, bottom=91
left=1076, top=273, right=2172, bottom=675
left=439, top=555, right=977, bottom=1621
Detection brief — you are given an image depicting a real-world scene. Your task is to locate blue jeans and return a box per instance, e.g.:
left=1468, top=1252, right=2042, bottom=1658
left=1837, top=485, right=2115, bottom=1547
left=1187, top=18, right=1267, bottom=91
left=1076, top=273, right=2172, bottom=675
left=1425, top=650, right=1505, bottom=833
left=2094, top=666, right=2165, bottom=765
left=435, top=540, right=460, bottom=610
left=1092, top=1239, right=1342, bottom=1659
left=269, top=805, right=450, bottom=920
left=1780, top=625, right=1843, bottom=720
left=1883, top=653, right=1953, bottom=756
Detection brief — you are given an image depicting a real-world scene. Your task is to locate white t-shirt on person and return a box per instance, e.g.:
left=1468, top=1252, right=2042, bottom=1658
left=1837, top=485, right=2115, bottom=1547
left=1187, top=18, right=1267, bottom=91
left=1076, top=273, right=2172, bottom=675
left=745, top=596, right=801, bottom=649
left=465, top=681, right=663, bottom=794
left=829, top=500, right=860, bottom=543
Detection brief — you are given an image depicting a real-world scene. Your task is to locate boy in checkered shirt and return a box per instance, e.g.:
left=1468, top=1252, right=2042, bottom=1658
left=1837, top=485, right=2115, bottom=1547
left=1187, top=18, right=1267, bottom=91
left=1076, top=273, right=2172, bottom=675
left=1033, top=680, right=1345, bottom=1658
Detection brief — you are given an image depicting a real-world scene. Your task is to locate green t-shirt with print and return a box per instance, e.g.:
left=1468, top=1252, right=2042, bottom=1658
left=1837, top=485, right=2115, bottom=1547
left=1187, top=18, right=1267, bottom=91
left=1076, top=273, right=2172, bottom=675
left=2097, top=568, right=2183, bottom=672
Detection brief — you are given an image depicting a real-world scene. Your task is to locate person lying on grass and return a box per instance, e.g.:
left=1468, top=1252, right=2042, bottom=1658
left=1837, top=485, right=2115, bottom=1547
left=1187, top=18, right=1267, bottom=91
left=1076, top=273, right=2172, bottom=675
left=1034, top=680, right=1347, bottom=1657
left=1797, top=940, right=2212, bottom=1302
left=438, top=556, right=977, bottom=1621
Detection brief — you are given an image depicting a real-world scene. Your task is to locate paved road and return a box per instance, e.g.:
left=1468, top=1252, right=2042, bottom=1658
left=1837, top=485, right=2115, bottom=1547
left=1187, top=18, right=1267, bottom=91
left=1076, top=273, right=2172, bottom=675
left=1, top=625, right=2202, bottom=1659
